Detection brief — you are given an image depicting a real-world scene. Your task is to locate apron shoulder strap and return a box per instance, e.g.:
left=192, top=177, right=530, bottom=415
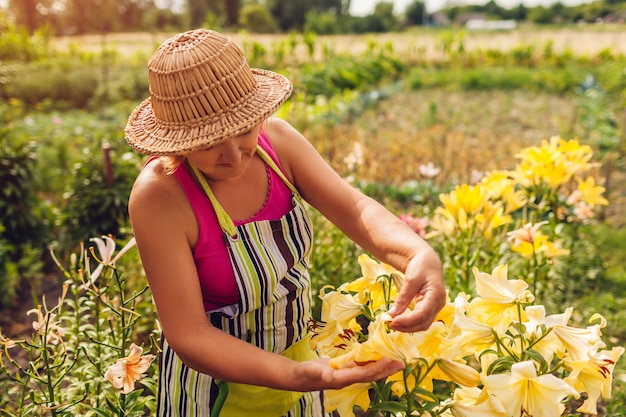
left=255, top=146, right=301, bottom=198
left=186, top=160, right=238, bottom=237
left=186, top=145, right=301, bottom=237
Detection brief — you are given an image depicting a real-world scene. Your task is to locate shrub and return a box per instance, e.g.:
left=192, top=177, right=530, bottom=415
left=0, top=103, right=52, bottom=307
left=0, top=23, right=52, bottom=62
left=0, top=60, right=100, bottom=110
left=62, top=143, right=141, bottom=245
left=239, top=4, right=278, bottom=33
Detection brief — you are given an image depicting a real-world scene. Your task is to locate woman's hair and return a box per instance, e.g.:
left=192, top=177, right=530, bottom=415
left=159, top=155, right=186, bottom=175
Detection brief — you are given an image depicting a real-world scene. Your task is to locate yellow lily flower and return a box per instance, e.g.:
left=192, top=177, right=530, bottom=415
left=340, top=254, right=398, bottom=312
left=329, top=314, right=422, bottom=369
left=542, top=239, right=570, bottom=258
left=555, top=137, right=594, bottom=173
left=480, top=170, right=526, bottom=213
left=500, top=188, right=527, bottom=214
left=571, top=176, right=609, bottom=208
left=482, top=361, right=579, bottom=417
left=426, top=207, right=458, bottom=238
left=314, top=287, right=362, bottom=343
left=436, top=358, right=481, bottom=387
left=512, top=137, right=596, bottom=193
left=472, top=265, right=532, bottom=304
left=523, top=305, right=572, bottom=363
left=475, top=200, right=512, bottom=237
left=448, top=304, right=496, bottom=358
left=509, top=231, right=549, bottom=258
left=564, top=346, right=625, bottom=415
left=445, top=386, right=507, bottom=417
left=439, top=184, right=486, bottom=220
left=466, top=265, right=533, bottom=328
left=324, top=382, right=372, bottom=417
left=480, top=170, right=513, bottom=199
left=433, top=291, right=462, bottom=330
left=311, top=324, right=360, bottom=359
left=355, top=254, right=399, bottom=282
left=552, top=322, right=605, bottom=362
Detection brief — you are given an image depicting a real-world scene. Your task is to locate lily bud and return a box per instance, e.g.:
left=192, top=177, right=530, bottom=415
left=437, top=358, right=481, bottom=387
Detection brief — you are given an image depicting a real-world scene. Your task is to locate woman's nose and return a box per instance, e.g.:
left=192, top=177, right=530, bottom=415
left=219, top=140, right=243, bottom=164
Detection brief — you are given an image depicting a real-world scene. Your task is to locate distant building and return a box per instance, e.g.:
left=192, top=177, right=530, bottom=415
left=595, top=13, right=626, bottom=24
left=455, top=12, right=487, bottom=27
left=430, top=11, right=451, bottom=27
left=465, top=19, right=517, bottom=30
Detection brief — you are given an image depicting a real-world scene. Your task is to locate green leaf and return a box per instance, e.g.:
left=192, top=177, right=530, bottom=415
left=368, top=400, right=409, bottom=413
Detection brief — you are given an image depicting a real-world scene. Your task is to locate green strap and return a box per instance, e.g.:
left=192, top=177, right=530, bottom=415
left=255, top=146, right=300, bottom=197
left=187, top=161, right=238, bottom=237
left=186, top=145, right=301, bottom=237
left=210, top=380, right=229, bottom=417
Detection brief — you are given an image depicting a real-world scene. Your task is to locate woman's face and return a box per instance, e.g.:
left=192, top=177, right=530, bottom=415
left=187, top=125, right=260, bottom=181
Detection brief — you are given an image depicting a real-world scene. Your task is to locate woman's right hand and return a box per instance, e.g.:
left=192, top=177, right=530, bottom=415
left=291, top=357, right=405, bottom=392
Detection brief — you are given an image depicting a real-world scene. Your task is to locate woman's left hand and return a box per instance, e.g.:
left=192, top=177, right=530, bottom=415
left=387, top=250, right=446, bottom=333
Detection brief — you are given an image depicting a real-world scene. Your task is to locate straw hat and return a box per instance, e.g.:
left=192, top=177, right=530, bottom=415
left=125, top=29, right=293, bottom=156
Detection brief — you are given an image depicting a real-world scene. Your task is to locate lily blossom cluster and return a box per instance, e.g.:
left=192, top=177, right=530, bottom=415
left=310, top=255, right=624, bottom=417
left=428, top=137, right=607, bottom=240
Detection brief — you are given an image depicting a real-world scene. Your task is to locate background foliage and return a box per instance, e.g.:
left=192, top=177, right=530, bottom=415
left=4, top=0, right=626, bottom=37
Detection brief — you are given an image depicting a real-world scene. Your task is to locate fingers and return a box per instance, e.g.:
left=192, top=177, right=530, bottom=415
left=388, top=281, right=446, bottom=333
left=389, top=303, right=438, bottom=332
left=387, top=249, right=446, bottom=332
left=335, top=358, right=405, bottom=387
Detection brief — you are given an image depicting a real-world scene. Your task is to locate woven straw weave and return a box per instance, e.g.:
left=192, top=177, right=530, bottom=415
left=125, top=29, right=293, bottom=156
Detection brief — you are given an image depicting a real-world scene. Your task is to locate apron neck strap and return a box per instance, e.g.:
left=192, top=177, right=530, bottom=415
left=186, top=144, right=300, bottom=237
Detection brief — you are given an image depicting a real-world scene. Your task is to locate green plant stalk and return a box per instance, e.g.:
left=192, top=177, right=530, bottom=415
left=461, top=224, right=480, bottom=294
left=493, top=329, right=517, bottom=360
left=406, top=360, right=436, bottom=416
left=531, top=242, right=540, bottom=301
left=516, top=301, right=527, bottom=356
left=94, top=286, right=103, bottom=410
left=39, top=332, right=58, bottom=416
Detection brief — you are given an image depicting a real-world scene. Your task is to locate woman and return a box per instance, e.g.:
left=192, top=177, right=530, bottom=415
left=125, top=29, right=445, bottom=416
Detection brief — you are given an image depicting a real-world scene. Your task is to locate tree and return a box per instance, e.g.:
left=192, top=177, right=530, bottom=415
left=239, top=3, right=278, bottom=33
left=9, top=0, right=48, bottom=34
left=405, top=0, right=426, bottom=26
left=187, top=0, right=240, bottom=29
left=526, top=5, right=555, bottom=24
left=224, top=0, right=240, bottom=26
left=266, top=0, right=342, bottom=32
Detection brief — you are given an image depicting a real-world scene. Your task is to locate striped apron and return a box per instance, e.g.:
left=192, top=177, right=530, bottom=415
left=157, top=147, right=327, bottom=417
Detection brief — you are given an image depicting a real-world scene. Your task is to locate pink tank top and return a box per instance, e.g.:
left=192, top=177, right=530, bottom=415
left=173, top=131, right=294, bottom=311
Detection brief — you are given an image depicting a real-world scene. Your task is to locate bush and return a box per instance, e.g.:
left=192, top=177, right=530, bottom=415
left=303, top=11, right=339, bottom=35
left=0, top=103, right=52, bottom=307
left=62, top=143, right=141, bottom=245
left=0, top=60, right=100, bottom=109
left=0, top=23, right=52, bottom=62
left=239, top=4, right=278, bottom=33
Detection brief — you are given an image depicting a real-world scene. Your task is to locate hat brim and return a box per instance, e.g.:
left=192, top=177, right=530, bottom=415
left=124, top=69, right=293, bottom=156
